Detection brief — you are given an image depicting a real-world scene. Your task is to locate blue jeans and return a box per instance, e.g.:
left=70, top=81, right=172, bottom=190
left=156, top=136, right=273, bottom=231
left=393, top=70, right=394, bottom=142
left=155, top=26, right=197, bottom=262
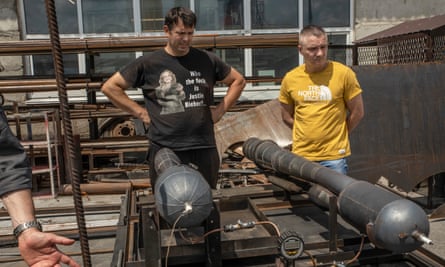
left=316, top=158, right=348, bottom=175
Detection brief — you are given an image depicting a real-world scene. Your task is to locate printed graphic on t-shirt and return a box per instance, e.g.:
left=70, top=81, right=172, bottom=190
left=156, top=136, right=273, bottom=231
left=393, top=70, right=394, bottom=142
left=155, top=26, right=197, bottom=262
left=298, top=85, right=332, bottom=102
left=184, top=70, right=206, bottom=108
left=156, top=70, right=185, bottom=114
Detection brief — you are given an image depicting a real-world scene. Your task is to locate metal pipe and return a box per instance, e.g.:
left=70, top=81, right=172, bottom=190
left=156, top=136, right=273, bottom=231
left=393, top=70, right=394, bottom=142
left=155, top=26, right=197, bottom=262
left=243, top=137, right=431, bottom=254
left=0, top=34, right=300, bottom=56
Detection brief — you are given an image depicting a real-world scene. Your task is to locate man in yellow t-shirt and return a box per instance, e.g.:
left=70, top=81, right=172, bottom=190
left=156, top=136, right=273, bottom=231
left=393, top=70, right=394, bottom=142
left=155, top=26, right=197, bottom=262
left=279, top=25, right=364, bottom=174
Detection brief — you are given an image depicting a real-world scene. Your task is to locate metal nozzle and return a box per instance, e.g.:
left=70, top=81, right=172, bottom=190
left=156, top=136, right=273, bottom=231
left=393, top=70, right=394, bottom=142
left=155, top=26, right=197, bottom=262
left=412, top=230, right=433, bottom=245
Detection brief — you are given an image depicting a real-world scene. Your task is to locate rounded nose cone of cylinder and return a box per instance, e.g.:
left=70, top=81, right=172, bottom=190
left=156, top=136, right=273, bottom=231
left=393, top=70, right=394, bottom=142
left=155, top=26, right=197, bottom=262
left=369, top=199, right=429, bottom=253
left=155, top=165, right=213, bottom=228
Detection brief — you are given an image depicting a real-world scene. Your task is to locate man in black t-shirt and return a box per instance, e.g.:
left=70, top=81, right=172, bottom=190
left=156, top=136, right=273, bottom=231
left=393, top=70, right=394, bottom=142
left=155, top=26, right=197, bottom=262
left=101, top=7, right=246, bottom=188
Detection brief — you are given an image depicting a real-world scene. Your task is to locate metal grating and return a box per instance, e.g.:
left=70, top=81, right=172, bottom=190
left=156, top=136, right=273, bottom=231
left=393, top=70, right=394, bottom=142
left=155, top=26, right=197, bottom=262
left=357, top=46, right=378, bottom=65
left=433, top=35, right=445, bottom=61
left=354, top=14, right=445, bottom=65
left=378, top=35, right=428, bottom=64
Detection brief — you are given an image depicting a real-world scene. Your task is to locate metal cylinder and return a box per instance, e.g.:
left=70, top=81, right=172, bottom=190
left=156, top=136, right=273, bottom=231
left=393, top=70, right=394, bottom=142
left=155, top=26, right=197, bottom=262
left=154, top=147, right=182, bottom=174
left=242, top=138, right=430, bottom=253
left=154, top=148, right=213, bottom=228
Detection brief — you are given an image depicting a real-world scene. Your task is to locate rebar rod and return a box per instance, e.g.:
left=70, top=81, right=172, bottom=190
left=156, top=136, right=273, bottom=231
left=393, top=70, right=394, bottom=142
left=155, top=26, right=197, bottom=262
left=44, top=0, right=91, bottom=266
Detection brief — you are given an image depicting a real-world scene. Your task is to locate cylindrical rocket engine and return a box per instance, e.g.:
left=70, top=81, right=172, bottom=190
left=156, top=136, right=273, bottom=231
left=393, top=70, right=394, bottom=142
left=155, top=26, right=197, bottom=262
left=243, top=138, right=431, bottom=253
left=153, top=148, right=213, bottom=228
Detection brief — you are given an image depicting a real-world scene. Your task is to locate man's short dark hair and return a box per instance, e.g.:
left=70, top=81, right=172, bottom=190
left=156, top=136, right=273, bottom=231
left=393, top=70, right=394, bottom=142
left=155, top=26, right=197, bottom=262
left=164, top=7, right=197, bottom=30
left=299, top=25, right=327, bottom=45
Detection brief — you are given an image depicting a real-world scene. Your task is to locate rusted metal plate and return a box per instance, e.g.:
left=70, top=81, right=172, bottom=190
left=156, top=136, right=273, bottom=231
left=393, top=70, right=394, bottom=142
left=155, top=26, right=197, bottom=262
left=429, top=203, right=445, bottom=220
left=214, top=99, right=292, bottom=161
left=349, top=63, right=445, bottom=192
left=215, top=63, right=444, bottom=193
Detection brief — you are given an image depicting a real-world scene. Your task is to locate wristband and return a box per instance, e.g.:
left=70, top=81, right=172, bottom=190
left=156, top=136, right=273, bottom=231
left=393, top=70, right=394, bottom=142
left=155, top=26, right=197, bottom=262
left=13, top=220, right=42, bottom=238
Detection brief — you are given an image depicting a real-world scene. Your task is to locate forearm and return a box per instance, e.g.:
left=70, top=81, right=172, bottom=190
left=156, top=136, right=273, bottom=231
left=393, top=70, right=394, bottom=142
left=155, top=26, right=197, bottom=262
left=216, top=82, right=244, bottom=112
left=280, top=102, right=295, bottom=129
left=346, top=94, right=364, bottom=133
left=2, top=189, right=36, bottom=228
left=347, top=113, right=362, bottom=133
left=213, top=70, right=246, bottom=122
left=101, top=73, right=150, bottom=123
left=107, top=91, right=146, bottom=119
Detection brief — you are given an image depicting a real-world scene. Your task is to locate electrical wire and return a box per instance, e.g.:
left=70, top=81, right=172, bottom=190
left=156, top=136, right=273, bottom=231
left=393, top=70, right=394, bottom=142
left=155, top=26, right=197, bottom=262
left=168, top=219, right=282, bottom=265
left=304, top=250, right=317, bottom=267
left=255, top=220, right=281, bottom=236
left=178, top=227, right=224, bottom=244
left=345, top=234, right=365, bottom=266
left=165, top=213, right=185, bottom=267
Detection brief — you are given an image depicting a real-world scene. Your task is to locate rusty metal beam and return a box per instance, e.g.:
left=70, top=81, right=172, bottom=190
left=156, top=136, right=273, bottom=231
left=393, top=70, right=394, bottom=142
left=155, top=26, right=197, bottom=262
left=0, top=76, right=280, bottom=94
left=0, top=34, right=298, bottom=56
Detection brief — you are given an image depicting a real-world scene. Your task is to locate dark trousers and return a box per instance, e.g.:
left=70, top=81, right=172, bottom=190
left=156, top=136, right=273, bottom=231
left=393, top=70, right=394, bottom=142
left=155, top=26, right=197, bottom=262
left=148, top=142, right=220, bottom=189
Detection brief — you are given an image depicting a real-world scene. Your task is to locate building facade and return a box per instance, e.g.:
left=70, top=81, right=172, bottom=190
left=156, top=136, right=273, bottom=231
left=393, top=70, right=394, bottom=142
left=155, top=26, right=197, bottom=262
left=1, top=0, right=445, bottom=101
left=0, top=0, right=444, bottom=138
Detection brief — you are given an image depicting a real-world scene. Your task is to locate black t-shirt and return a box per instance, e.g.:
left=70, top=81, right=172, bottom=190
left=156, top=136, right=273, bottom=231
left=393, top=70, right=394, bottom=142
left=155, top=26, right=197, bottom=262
left=119, top=47, right=231, bottom=150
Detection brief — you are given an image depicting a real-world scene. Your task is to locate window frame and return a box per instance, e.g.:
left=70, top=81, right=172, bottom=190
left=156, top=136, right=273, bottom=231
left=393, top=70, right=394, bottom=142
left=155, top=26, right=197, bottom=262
left=18, top=0, right=355, bottom=101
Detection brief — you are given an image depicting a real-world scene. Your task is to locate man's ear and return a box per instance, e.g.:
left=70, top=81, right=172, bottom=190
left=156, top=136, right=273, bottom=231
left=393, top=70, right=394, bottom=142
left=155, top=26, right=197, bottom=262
left=163, top=25, right=169, bottom=34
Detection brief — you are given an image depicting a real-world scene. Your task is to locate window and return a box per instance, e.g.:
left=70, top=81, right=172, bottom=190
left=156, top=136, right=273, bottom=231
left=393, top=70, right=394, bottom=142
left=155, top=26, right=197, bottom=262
left=253, top=47, right=299, bottom=83
left=251, top=0, right=298, bottom=29
left=82, top=0, right=134, bottom=34
left=32, top=54, right=79, bottom=76
left=327, top=34, right=348, bottom=64
left=91, top=52, right=136, bottom=74
left=303, top=0, right=350, bottom=27
left=195, top=0, right=243, bottom=31
left=23, top=0, right=78, bottom=34
left=215, top=48, right=245, bottom=74
left=20, top=0, right=354, bottom=101
left=140, top=0, right=189, bottom=32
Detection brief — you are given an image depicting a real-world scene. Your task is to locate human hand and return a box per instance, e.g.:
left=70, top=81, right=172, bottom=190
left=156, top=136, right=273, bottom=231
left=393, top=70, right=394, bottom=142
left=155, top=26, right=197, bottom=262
left=18, top=228, right=80, bottom=267
left=137, top=107, right=151, bottom=125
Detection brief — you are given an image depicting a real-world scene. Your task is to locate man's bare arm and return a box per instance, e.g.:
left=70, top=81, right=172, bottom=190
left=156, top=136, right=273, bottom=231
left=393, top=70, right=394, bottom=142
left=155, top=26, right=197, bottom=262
left=101, top=72, right=150, bottom=124
left=280, top=102, right=295, bottom=129
left=346, top=93, right=364, bottom=132
left=211, top=67, right=246, bottom=123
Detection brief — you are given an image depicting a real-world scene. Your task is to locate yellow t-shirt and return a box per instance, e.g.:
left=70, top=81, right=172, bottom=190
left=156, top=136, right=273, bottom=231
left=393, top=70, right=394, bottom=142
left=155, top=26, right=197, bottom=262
left=279, top=61, right=362, bottom=161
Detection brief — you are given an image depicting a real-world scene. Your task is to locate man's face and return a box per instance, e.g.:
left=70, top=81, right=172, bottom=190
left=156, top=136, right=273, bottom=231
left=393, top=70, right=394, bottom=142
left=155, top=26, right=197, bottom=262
left=299, top=35, right=328, bottom=71
left=164, top=18, right=194, bottom=56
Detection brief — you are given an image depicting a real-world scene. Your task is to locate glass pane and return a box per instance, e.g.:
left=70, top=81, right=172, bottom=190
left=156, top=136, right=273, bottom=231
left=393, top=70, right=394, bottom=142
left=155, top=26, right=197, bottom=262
left=23, top=0, right=78, bottom=34
left=82, top=0, right=133, bottom=33
left=92, top=52, right=136, bottom=74
left=195, top=0, right=243, bottom=31
left=214, top=48, right=244, bottom=74
left=303, top=0, right=350, bottom=27
left=251, top=0, right=298, bottom=29
left=140, top=0, right=189, bottom=32
left=32, top=54, right=79, bottom=76
left=253, top=47, right=298, bottom=84
left=328, top=34, right=347, bottom=64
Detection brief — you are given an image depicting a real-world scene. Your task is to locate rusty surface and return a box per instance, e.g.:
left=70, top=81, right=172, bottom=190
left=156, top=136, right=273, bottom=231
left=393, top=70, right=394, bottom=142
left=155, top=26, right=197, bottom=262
left=214, top=99, right=292, bottom=161
left=429, top=203, right=445, bottom=220
left=0, top=34, right=298, bottom=56
left=215, top=63, right=444, bottom=193
left=348, top=63, right=444, bottom=191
